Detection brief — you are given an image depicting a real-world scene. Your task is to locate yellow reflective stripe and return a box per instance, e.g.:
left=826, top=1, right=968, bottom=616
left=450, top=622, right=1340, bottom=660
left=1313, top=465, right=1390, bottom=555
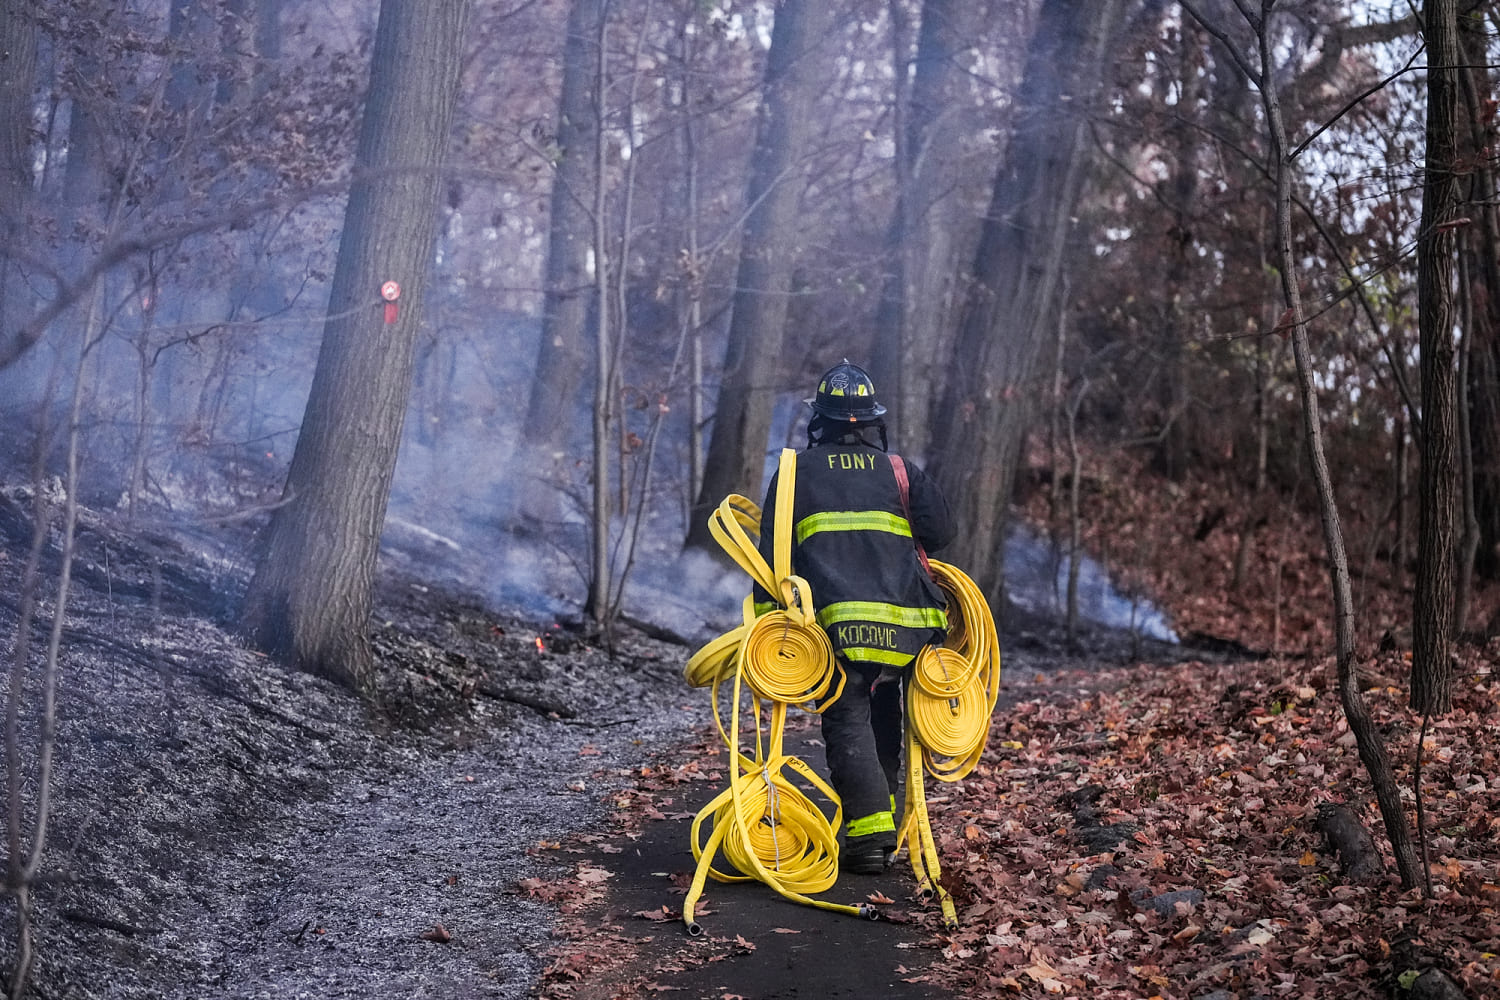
left=846, top=811, right=896, bottom=837
left=842, top=647, right=915, bottom=666
left=818, top=601, right=948, bottom=630
left=795, top=510, right=911, bottom=544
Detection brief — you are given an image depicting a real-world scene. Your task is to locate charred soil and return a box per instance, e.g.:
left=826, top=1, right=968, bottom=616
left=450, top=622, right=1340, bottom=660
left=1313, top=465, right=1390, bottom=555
left=0, top=485, right=707, bottom=999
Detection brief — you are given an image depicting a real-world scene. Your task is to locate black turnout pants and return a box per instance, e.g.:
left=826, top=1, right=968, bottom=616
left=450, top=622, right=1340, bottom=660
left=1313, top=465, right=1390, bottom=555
left=820, top=660, right=904, bottom=843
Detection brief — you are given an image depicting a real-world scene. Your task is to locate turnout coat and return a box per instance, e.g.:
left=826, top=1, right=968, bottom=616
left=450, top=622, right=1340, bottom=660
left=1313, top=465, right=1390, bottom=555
left=753, top=439, right=956, bottom=667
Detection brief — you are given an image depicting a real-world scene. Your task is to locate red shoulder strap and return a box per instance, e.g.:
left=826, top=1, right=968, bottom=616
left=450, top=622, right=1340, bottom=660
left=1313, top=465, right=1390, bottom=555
left=889, top=454, right=933, bottom=579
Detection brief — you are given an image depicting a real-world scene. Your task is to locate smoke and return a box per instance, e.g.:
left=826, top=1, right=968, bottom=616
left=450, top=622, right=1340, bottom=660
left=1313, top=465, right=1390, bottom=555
left=1003, top=522, right=1178, bottom=643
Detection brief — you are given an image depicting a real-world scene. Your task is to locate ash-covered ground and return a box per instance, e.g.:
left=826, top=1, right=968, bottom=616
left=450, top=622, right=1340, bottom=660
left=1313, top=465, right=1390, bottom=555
left=0, top=483, right=709, bottom=1000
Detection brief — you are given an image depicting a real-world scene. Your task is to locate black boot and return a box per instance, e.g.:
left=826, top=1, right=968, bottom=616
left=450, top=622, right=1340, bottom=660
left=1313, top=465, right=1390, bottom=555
left=840, top=834, right=895, bottom=874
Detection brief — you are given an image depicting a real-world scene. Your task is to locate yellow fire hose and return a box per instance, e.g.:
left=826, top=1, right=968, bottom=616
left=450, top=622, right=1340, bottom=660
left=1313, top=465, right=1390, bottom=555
left=682, top=450, right=1000, bottom=934
left=896, top=560, right=1002, bottom=928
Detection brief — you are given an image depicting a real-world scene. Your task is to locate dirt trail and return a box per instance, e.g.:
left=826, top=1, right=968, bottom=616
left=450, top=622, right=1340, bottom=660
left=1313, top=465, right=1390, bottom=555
left=527, top=641, right=1159, bottom=1000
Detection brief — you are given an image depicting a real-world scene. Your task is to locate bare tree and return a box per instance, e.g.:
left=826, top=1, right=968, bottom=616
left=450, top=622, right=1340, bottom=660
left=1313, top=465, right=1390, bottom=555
left=0, top=0, right=39, bottom=333
left=870, top=0, right=976, bottom=453
left=685, top=0, right=836, bottom=549
left=587, top=1, right=614, bottom=623
left=926, top=0, right=1124, bottom=606
left=524, top=0, right=606, bottom=456
left=241, top=0, right=471, bottom=694
left=1412, top=0, right=1462, bottom=715
left=1181, top=0, right=1421, bottom=890
left=4, top=288, right=102, bottom=999
left=1456, top=7, right=1500, bottom=607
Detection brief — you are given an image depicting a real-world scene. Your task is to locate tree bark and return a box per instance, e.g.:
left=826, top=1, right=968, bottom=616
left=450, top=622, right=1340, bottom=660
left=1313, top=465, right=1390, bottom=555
left=0, top=0, right=38, bottom=332
left=0, top=0, right=35, bottom=209
left=1152, top=17, right=1205, bottom=481
left=1314, top=803, right=1384, bottom=882
left=1412, top=0, right=1462, bottom=715
left=870, top=0, right=974, bottom=455
left=241, top=0, right=471, bottom=694
left=524, top=0, right=606, bottom=455
left=685, top=0, right=835, bottom=549
left=1457, top=7, right=1500, bottom=583
left=926, top=0, right=1123, bottom=606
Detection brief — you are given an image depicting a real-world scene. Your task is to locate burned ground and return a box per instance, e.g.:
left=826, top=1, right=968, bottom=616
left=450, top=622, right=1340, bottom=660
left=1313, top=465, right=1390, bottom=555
left=0, top=484, right=707, bottom=999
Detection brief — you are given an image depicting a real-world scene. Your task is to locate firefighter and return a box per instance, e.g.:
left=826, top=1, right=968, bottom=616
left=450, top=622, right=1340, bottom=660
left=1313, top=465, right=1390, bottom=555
left=753, top=361, right=955, bottom=874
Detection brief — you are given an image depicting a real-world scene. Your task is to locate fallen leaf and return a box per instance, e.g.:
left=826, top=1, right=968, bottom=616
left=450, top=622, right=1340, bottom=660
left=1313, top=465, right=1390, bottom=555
left=867, top=891, right=895, bottom=904
left=1025, top=959, right=1061, bottom=982
left=577, top=866, right=612, bottom=884
left=771, top=927, right=801, bottom=934
left=634, top=907, right=676, bottom=922
left=732, top=934, right=756, bottom=952
left=419, top=923, right=451, bottom=943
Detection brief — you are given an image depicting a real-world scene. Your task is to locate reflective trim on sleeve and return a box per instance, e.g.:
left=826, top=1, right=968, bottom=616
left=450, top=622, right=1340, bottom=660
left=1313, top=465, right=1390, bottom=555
left=795, top=510, right=911, bottom=544
left=817, top=601, right=948, bottom=630
left=846, top=810, right=896, bottom=837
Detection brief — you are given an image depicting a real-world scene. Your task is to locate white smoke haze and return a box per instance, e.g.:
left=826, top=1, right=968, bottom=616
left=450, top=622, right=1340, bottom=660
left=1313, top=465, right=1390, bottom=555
left=1004, top=522, right=1178, bottom=643
left=0, top=276, right=1177, bottom=651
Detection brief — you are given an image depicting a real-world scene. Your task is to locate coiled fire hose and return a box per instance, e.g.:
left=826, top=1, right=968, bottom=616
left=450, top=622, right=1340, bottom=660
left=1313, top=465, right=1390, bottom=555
left=682, top=450, right=1000, bottom=934
left=896, top=559, right=1002, bottom=928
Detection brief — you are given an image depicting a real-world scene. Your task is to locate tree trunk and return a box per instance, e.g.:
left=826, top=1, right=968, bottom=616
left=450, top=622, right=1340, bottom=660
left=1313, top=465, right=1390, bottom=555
left=523, top=0, right=605, bottom=455
left=219, top=0, right=282, bottom=106
left=1065, top=380, right=1086, bottom=643
left=1457, top=8, right=1500, bottom=582
left=1456, top=246, right=1480, bottom=633
left=1151, top=17, right=1205, bottom=481
left=0, top=0, right=38, bottom=332
left=0, top=0, right=35, bottom=206
left=1412, top=0, right=1462, bottom=716
left=241, top=0, right=470, bottom=694
left=870, top=0, right=972, bottom=454
left=673, top=11, right=706, bottom=509
left=1394, top=411, right=1409, bottom=587
left=586, top=7, right=612, bottom=622
left=926, top=0, right=1123, bottom=605
left=166, top=0, right=218, bottom=117
left=685, top=0, right=834, bottom=549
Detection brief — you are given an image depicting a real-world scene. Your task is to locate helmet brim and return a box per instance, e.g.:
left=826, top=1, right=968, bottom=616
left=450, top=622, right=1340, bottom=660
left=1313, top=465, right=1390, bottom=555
left=807, top=400, right=887, bottom=421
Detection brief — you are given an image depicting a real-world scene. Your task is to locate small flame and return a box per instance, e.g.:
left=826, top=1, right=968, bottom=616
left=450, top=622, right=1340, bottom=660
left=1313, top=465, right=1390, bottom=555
left=535, top=637, right=545, bottom=653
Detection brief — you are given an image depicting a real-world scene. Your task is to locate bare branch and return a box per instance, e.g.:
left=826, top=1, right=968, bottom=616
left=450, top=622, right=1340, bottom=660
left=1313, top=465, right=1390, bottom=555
left=1180, top=0, right=1262, bottom=86
left=1290, top=41, right=1428, bottom=160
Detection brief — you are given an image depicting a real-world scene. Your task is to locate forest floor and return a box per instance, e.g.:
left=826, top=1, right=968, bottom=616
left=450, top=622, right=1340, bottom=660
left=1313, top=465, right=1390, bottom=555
left=0, top=442, right=1497, bottom=1000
